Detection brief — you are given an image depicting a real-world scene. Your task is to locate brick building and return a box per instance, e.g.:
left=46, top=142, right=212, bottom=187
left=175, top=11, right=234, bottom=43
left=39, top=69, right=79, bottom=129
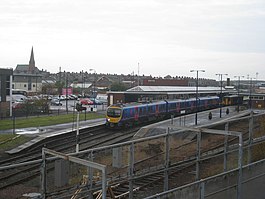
left=13, top=47, right=42, bottom=94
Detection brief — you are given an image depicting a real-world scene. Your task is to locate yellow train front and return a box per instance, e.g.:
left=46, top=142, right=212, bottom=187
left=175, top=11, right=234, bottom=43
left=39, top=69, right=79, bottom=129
left=105, top=101, right=167, bottom=128
left=106, top=104, right=123, bottom=127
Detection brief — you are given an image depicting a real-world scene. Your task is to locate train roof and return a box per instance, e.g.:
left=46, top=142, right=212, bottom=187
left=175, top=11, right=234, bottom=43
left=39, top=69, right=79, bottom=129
left=166, top=96, right=219, bottom=102
left=108, top=101, right=167, bottom=108
left=108, top=96, right=219, bottom=109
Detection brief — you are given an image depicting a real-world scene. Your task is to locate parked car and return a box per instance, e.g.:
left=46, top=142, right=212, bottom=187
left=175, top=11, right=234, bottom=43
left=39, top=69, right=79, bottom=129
left=12, top=101, right=25, bottom=109
left=91, top=98, right=103, bottom=105
left=50, top=98, right=62, bottom=106
left=80, top=98, right=93, bottom=105
left=69, top=94, right=78, bottom=100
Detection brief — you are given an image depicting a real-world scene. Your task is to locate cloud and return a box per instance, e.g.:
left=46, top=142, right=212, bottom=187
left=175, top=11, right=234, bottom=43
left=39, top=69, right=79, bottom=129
left=0, top=0, right=264, bottom=79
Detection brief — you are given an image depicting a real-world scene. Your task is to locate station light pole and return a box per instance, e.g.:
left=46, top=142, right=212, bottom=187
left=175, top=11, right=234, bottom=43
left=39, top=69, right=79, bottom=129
left=65, top=71, right=69, bottom=113
left=216, top=73, right=228, bottom=118
left=89, top=68, right=96, bottom=108
left=234, top=75, right=244, bottom=112
left=248, top=76, right=255, bottom=110
left=82, top=70, right=84, bottom=97
left=190, top=69, right=205, bottom=125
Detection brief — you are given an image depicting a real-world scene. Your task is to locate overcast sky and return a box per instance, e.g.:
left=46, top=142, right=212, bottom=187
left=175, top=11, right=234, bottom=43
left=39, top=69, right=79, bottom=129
left=1, top=0, right=265, bottom=80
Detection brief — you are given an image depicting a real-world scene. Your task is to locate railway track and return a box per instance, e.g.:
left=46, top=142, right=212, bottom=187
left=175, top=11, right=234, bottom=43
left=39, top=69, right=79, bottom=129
left=0, top=126, right=140, bottom=190
left=47, top=117, right=259, bottom=199
left=1, top=110, right=261, bottom=198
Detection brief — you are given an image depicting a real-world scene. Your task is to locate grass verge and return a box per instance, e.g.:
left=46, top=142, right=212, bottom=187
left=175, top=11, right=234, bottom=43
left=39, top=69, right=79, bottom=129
left=0, top=112, right=105, bottom=131
left=0, top=134, right=32, bottom=152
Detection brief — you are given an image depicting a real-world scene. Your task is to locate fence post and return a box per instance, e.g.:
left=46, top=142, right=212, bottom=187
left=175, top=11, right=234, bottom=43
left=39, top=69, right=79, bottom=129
left=164, top=128, right=170, bottom=191
left=196, top=131, right=201, bottom=180
left=12, top=111, right=16, bottom=135
left=248, top=111, right=254, bottom=165
left=129, top=142, right=135, bottom=199
left=41, top=148, right=47, bottom=198
left=88, top=151, right=94, bottom=199
left=237, top=134, right=243, bottom=199
left=224, top=122, right=229, bottom=172
left=200, top=181, right=205, bottom=199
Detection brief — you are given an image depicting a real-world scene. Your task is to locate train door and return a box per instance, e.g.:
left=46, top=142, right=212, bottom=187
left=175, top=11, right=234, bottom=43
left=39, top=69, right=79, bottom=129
left=204, top=99, right=208, bottom=109
left=155, top=104, right=159, bottom=116
left=134, top=107, right=139, bottom=121
left=176, top=102, right=180, bottom=114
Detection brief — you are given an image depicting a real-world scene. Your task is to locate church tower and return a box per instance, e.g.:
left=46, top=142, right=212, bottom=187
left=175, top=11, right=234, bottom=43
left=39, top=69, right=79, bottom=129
left=29, top=46, right=35, bottom=73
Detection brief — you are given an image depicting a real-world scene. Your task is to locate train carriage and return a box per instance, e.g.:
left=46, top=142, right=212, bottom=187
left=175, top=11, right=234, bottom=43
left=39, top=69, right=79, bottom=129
left=198, top=96, right=219, bottom=110
left=106, top=96, right=220, bottom=128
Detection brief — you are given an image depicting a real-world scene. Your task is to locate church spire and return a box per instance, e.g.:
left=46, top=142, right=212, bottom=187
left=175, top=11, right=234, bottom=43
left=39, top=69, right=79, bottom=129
left=29, top=46, right=35, bottom=72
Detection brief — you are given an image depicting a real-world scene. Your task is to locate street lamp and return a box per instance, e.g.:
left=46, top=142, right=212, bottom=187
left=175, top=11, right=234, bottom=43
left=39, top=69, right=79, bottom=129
left=89, top=69, right=96, bottom=108
left=81, top=70, right=84, bottom=97
left=247, top=76, right=256, bottom=110
left=216, top=73, right=228, bottom=118
left=190, top=69, right=205, bottom=125
left=234, top=75, right=244, bottom=112
left=65, top=71, right=69, bottom=113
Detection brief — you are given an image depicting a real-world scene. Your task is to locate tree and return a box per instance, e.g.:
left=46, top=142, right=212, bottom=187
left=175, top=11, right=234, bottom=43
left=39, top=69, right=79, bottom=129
left=55, top=81, right=64, bottom=95
left=110, top=82, right=127, bottom=91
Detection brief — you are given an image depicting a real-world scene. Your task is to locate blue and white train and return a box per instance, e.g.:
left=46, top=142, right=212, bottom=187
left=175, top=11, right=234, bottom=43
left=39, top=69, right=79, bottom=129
left=106, top=96, right=220, bottom=127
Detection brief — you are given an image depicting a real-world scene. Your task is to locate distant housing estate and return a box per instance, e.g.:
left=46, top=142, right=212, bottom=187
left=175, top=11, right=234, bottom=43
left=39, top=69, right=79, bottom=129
left=6, top=47, right=240, bottom=96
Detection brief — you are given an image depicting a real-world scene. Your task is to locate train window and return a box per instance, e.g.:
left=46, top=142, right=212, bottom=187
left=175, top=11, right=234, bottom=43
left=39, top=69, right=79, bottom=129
left=148, top=106, right=153, bottom=113
left=139, top=107, right=143, bottom=115
left=123, top=109, right=129, bottom=118
left=107, top=108, right=121, bottom=118
left=143, top=107, right=147, bottom=115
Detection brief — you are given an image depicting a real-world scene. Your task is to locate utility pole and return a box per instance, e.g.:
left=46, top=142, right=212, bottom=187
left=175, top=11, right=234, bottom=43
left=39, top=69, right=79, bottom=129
left=89, top=69, right=96, bottom=108
left=76, top=110, right=80, bottom=153
left=216, top=73, right=228, bottom=118
left=190, top=69, right=205, bottom=125
left=65, top=71, right=68, bottom=113
left=137, top=63, right=140, bottom=86
left=234, top=75, right=244, bottom=112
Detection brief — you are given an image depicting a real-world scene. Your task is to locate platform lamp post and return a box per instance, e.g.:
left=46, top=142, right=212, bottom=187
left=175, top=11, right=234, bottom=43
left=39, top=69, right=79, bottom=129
left=190, top=69, right=205, bottom=125
left=234, top=75, right=244, bottom=112
left=248, top=77, right=256, bottom=110
left=216, top=73, right=228, bottom=118
left=89, top=68, right=96, bottom=108
left=64, top=70, right=69, bottom=113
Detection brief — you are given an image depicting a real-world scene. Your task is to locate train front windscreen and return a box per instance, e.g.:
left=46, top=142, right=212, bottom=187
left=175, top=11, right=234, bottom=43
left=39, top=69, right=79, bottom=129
left=107, top=108, right=122, bottom=118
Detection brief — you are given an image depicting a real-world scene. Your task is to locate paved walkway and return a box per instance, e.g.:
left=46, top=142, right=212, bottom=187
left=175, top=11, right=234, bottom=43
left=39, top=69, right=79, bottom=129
left=134, top=107, right=256, bottom=138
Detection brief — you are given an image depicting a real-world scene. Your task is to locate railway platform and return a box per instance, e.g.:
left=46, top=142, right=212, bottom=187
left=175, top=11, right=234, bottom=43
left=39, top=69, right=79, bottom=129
left=134, top=106, right=258, bottom=139
left=5, top=118, right=105, bottom=154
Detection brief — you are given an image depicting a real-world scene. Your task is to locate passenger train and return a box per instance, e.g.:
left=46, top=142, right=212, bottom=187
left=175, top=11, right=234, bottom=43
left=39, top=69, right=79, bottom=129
left=106, top=96, right=220, bottom=128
